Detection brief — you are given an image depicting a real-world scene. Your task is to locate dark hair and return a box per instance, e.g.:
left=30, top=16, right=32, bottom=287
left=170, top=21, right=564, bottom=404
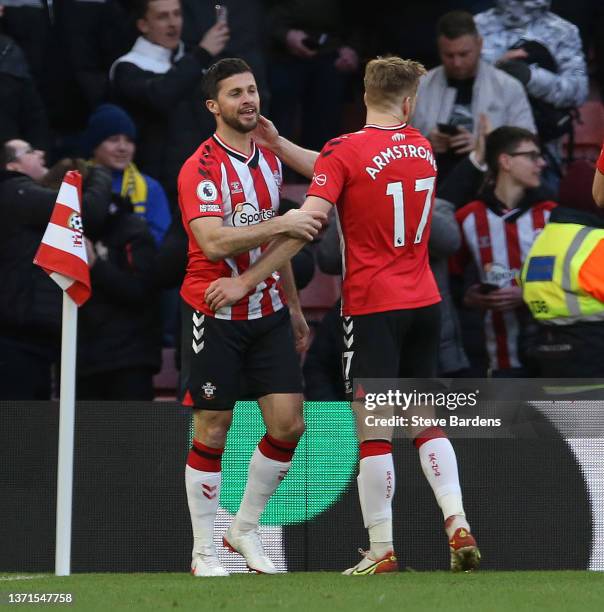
left=202, top=58, right=253, bottom=100
left=132, top=0, right=178, bottom=20
left=437, top=11, right=478, bottom=39
left=485, top=126, right=540, bottom=177
left=0, top=141, right=18, bottom=169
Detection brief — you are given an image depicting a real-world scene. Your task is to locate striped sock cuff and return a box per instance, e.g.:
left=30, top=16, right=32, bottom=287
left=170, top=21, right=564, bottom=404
left=187, top=440, right=224, bottom=472
left=359, top=439, right=392, bottom=459
left=258, top=434, right=298, bottom=462
left=413, top=426, right=448, bottom=449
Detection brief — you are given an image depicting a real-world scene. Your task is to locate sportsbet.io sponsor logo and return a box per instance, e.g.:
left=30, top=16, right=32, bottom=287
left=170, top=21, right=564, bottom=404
left=232, top=202, right=275, bottom=227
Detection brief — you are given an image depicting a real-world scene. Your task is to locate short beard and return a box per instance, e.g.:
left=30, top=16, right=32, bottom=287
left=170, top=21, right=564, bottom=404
left=222, top=112, right=258, bottom=134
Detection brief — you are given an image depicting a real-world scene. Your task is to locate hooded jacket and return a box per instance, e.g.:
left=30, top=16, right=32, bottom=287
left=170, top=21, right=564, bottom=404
left=475, top=0, right=588, bottom=109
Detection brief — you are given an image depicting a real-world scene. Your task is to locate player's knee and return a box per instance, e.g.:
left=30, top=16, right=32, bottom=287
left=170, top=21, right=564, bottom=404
left=282, top=416, right=306, bottom=442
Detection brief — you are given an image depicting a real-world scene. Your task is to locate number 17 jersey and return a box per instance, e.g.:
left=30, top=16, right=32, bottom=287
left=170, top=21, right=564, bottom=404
left=307, top=122, right=441, bottom=316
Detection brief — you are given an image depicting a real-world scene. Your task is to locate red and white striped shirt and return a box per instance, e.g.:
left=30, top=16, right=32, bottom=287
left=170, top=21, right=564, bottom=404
left=178, top=134, right=286, bottom=320
left=453, top=199, right=556, bottom=370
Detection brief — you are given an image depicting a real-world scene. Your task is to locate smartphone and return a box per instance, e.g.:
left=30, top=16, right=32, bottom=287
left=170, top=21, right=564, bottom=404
left=304, top=33, right=328, bottom=50
left=215, top=4, right=228, bottom=24
left=437, top=123, right=460, bottom=136
left=479, top=283, right=499, bottom=294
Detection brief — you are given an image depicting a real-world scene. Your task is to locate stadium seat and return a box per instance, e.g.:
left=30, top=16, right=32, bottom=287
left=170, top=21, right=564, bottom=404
left=564, top=100, right=604, bottom=162
left=281, top=183, right=309, bottom=205
left=300, top=270, right=341, bottom=322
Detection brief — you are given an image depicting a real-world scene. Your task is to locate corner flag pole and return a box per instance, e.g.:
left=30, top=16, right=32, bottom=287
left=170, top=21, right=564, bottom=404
left=33, top=170, right=91, bottom=577
left=55, top=293, right=78, bottom=576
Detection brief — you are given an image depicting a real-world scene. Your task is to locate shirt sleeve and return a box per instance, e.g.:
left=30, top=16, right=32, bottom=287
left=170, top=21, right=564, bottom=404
left=177, top=159, right=224, bottom=224
left=578, top=239, right=604, bottom=303
left=306, top=138, right=350, bottom=205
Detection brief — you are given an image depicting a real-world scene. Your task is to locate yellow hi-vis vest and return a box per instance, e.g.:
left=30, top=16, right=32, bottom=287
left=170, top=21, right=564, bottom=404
left=520, top=222, right=604, bottom=324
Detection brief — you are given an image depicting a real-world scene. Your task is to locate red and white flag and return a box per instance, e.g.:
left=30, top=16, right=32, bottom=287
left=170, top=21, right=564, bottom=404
left=33, top=170, right=91, bottom=306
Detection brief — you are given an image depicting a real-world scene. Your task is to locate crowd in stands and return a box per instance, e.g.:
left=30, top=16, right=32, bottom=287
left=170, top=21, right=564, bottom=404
left=1, top=0, right=603, bottom=401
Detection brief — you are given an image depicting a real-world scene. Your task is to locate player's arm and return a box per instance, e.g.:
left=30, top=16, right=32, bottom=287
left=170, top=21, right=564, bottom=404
left=205, top=196, right=332, bottom=309
left=190, top=208, right=325, bottom=262
left=253, top=115, right=319, bottom=180
left=279, top=261, right=310, bottom=353
left=593, top=146, right=604, bottom=207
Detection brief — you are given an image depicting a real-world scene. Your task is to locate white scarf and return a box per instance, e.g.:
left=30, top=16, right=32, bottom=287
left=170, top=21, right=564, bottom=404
left=109, top=36, right=185, bottom=80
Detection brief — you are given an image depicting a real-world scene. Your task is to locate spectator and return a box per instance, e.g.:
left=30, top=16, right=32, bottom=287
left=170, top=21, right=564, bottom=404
left=83, top=103, right=171, bottom=246
left=0, top=139, right=111, bottom=399
left=266, top=0, right=361, bottom=170
left=451, top=126, right=557, bottom=376
left=475, top=0, right=588, bottom=193
left=521, top=191, right=604, bottom=377
left=413, top=10, right=535, bottom=181
left=77, top=197, right=161, bottom=401
left=110, top=0, right=229, bottom=205
left=181, top=0, right=269, bottom=100
left=0, top=33, right=49, bottom=151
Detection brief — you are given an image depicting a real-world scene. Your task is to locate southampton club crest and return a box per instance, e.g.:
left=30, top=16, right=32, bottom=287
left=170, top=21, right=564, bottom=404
left=202, top=381, right=216, bottom=400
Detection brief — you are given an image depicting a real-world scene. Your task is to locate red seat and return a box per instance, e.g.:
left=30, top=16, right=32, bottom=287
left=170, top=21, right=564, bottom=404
left=564, top=101, right=604, bottom=161
left=299, top=270, right=341, bottom=321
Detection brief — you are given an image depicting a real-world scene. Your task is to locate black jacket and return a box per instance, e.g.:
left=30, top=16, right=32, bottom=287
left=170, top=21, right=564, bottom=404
left=77, top=203, right=161, bottom=376
left=0, top=167, right=111, bottom=346
left=0, top=35, right=49, bottom=150
left=111, top=46, right=215, bottom=204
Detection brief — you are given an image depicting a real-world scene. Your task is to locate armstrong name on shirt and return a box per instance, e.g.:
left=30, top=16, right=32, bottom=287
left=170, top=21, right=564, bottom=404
left=365, top=144, right=437, bottom=180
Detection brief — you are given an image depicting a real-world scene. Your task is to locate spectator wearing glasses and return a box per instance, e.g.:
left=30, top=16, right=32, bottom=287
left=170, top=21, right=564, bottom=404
left=450, top=126, right=557, bottom=376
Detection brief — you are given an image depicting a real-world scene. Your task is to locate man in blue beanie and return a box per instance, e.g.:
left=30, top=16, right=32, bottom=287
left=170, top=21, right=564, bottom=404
left=84, top=103, right=171, bottom=245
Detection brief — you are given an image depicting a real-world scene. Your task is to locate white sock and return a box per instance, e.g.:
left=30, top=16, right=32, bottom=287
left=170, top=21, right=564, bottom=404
left=233, top=447, right=291, bottom=533
left=185, top=465, right=221, bottom=555
left=417, top=437, right=466, bottom=522
left=357, top=454, right=395, bottom=555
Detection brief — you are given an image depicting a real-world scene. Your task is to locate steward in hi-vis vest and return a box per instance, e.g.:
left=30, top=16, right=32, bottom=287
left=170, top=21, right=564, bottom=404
left=520, top=206, right=604, bottom=376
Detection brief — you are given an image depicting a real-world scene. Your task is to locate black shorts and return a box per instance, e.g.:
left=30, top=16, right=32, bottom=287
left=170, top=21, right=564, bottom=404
left=181, top=301, right=303, bottom=410
left=343, top=303, right=441, bottom=399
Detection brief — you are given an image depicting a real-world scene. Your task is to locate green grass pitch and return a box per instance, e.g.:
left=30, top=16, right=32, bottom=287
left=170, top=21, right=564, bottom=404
left=1, top=571, right=603, bottom=611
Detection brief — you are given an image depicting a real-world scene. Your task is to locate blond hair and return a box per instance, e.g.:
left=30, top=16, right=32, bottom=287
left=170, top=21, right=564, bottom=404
left=364, top=56, right=426, bottom=110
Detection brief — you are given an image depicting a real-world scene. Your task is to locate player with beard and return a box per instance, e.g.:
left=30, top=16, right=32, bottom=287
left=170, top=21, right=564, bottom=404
left=204, top=56, right=480, bottom=574
left=177, top=58, right=326, bottom=577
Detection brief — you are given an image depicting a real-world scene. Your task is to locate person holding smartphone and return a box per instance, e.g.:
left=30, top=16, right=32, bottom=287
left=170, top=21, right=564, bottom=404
left=450, top=126, right=557, bottom=377
left=413, top=11, right=535, bottom=181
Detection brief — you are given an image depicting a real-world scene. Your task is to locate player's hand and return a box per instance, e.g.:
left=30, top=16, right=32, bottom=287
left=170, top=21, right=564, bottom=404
left=290, top=308, right=310, bottom=353
left=285, top=29, right=317, bottom=59
left=252, top=115, right=280, bottom=150
left=279, top=208, right=327, bottom=241
left=450, top=126, right=476, bottom=155
left=199, top=22, right=230, bottom=56
left=428, top=129, right=451, bottom=154
left=497, top=48, right=529, bottom=65
left=204, top=277, right=248, bottom=311
left=334, top=46, right=359, bottom=73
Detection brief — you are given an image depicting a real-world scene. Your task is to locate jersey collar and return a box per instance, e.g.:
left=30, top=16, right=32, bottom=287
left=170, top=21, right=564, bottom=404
left=363, top=122, right=408, bottom=131
left=212, top=134, right=259, bottom=168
